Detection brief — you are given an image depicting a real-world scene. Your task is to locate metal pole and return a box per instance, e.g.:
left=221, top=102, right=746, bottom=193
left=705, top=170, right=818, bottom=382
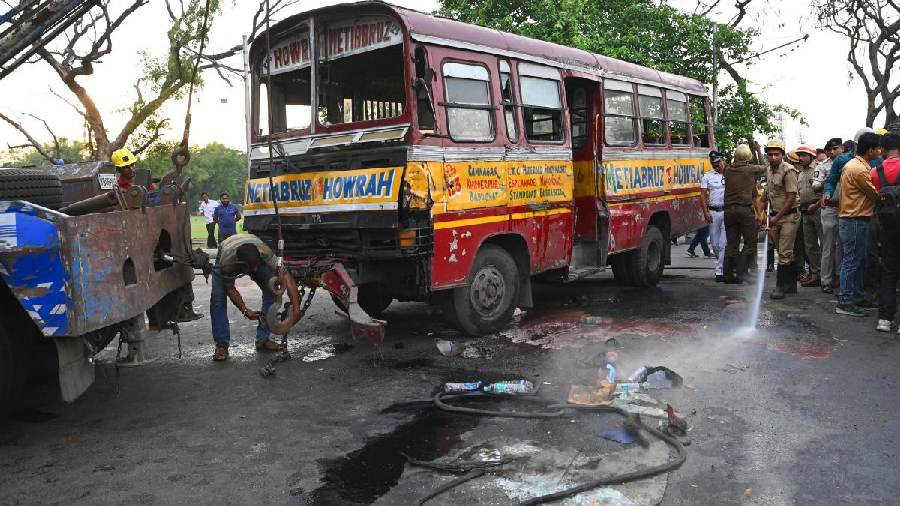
left=711, top=25, right=718, bottom=125
left=309, top=16, right=317, bottom=135
left=243, top=35, right=251, bottom=180
left=263, top=0, right=284, bottom=263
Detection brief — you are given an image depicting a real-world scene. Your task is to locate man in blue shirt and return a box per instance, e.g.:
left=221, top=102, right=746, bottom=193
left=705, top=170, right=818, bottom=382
left=213, top=192, right=242, bottom=242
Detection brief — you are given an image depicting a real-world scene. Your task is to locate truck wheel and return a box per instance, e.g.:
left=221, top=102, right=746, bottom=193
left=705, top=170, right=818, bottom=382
left=452, top=245, right=519, bottom=336
left=0, top=323, right=26, bottom=419
left=627, top=225, right=665, bottom=287
left=357, top=283, right=392, bottom=317
left=610, top=253, right=633, bottom=286
left=0, top=168, right=64, bottom=210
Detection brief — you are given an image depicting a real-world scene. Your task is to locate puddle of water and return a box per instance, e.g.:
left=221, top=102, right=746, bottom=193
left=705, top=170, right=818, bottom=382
left=302, top=343, right=354, bottom=363
left=304, top=410, right=479, bottom=504
left=502, top=309, right=697, bottom=349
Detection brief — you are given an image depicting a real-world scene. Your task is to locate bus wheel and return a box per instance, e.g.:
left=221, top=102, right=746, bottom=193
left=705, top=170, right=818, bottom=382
left=357, top=283, right=393, bottom=318
left=610, top=253, right=633, bottom=286
left=0, top=323, right=25, bottom=420
left=452, top=245, right=519, bottom=336
left=627, top=225, right=665, bottom=287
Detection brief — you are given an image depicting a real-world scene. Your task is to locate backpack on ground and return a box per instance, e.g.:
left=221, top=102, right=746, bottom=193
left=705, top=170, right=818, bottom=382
left=874, top=164, right=900, bottom=225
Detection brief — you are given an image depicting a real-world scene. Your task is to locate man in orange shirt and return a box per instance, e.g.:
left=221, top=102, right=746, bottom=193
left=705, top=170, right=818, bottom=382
left=835, top=132, right=882, bottom=317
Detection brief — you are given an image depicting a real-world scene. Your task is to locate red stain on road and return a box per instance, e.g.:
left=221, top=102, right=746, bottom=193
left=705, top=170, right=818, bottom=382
left=503, top=310, right=697, bottom=349
left=766, top=338, right=837, bottom=359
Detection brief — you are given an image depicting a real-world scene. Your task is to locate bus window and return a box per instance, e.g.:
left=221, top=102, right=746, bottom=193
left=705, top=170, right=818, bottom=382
left=443, top=62, right=494, bottom=142
left=317, top=16, right=405, bottom=126
left=256, top=28, right=312, bottom=136
left=519, top=63, right=563, bottom=142
left=570, top=87, right=588, bottom=149
left=603, top=80, right=637, bottom=146
left=690, top=95, right=711, bottom=147
left=666, top=91, right=690, bottom=146
left=499, top=60, right=518, bottom=143
left=414, top=46, right=436, bottom=131
left=638, top=85, right=665, bottom=145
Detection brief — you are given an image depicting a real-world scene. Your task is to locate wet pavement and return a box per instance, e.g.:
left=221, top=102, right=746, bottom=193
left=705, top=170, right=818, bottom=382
left=2, top=244, right=900, bottom=504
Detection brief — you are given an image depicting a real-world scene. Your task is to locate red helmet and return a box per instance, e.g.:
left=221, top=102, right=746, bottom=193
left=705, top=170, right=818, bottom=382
left=795, top=144, right=817, bottom=158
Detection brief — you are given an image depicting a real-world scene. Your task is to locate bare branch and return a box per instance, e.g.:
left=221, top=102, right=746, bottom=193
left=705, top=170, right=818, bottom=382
left=25, top=113, right=60, bottom=159
left=0, top=112, right=57, bottom=164
left=132, top=118, right=170, bottom=155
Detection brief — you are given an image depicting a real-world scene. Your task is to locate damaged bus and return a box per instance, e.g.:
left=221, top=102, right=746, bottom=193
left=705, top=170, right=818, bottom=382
left=244, top=1, right=712, bottom=336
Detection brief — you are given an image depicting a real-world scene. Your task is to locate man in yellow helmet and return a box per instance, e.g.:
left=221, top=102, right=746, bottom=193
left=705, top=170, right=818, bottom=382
left=723, top=143, right=765, bottom=283
left=765, top=139, right=802, bottom=299
left=110, top=148, right=154, bottom=191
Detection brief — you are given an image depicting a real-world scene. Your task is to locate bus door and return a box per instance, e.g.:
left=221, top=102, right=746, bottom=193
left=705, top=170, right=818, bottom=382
left=565, top=78, right=608, bottom=269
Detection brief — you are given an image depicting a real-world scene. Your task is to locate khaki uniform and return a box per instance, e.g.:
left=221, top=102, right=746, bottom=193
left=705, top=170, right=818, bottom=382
left=797, top=162, right=823, bottom=277
left=766, top=161, right=801, bottom=265
left=724, top=161, right=763, bottom=262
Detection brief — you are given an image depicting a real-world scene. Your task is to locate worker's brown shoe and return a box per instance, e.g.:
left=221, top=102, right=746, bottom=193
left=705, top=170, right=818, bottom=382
left=801, top=275, right=821, bottom=287
left=212, top=345, right=229, bottom=362
left=256, top=339, right=284, bottom=352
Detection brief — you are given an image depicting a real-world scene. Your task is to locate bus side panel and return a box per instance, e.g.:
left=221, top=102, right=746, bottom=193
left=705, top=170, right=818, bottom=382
left=607, top=202, right=646, bottom=253
left=607, top=192, right=706, bottom=254
left=669, top=193, right=706, bottom=237
left=431, top=213, right=510, bottom=290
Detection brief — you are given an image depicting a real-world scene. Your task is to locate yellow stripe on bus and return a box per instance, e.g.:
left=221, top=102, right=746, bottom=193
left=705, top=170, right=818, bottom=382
left=434, top=208, right=572, bottom=230
left=607, top=192, right=701, bottom=206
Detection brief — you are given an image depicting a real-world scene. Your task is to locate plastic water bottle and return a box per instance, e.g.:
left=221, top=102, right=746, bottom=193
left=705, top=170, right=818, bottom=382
left=627, top=366, right=648, bottom=383
left=483, top=380, right=534, bottom=394
left=444, top=381, right=484, bottom=393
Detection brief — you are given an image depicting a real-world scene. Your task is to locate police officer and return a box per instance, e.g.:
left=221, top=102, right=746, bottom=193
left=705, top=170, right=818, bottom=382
left=702, top=150, right=728, bottom=281
left=723, top=144, right=765, bottom=283
left=794, top=144, right=824, bottom=287
left=764, top=139, right=801, bottom=299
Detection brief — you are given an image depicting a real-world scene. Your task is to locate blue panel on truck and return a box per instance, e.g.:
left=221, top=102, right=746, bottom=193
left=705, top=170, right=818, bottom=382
left=0, top=202, right=69, bottom=336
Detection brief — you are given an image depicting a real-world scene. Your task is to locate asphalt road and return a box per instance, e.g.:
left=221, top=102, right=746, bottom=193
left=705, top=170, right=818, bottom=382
left=1, top=244, right=899, bottom=505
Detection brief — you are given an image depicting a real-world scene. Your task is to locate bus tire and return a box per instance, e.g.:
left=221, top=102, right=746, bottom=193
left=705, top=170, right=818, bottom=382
left=357, top=283, right=392, bottom=318
left=452, top=245, right=519, bottom=336
left=627, top=225, right=665, bottom=287
left=610, top=253, right=633, bottom=286
left=0, top=322, right=26, bottom=419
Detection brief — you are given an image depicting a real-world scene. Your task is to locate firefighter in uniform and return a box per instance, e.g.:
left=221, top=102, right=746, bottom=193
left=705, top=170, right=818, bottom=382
left=764, top=139, right=802, bottom=299
left=723, top=144, right=765, bottom=283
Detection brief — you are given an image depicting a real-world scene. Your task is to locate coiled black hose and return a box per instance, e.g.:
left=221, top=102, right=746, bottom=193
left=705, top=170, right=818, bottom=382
left=418, top=391, right=687, bottom=505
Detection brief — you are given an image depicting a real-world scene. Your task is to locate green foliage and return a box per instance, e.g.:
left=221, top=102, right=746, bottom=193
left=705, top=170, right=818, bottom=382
left=7, top=138, right=91, bottom=167
left=437, top=0, right=801, bottom=154
left=141, top=142, right=246, bottom=207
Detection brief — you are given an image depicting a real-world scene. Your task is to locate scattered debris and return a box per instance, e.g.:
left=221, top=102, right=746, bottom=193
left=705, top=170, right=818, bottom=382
left=259, top=363, right=276, bottom=377
left=482, top=380, right=535, bottom=394
left=461, top=343, right=494, bottom=359
left=626, top=366, right=684, bottom=389
left=597, top=428, right=637, bottom=444
left=623, top=414, right=650, bottom=448
left=568, top=382, right=615, bottom=405
left=435, top=339, right=463, bottom=356
left=720, top=363, right=750, bottom=374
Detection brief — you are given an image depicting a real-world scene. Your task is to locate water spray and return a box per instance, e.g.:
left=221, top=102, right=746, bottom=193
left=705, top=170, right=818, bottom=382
left=746, top=201, right=770, bottom=329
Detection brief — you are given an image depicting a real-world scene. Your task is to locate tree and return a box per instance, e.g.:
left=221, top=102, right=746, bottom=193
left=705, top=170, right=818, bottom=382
left=437, top=0, right=805, bottom=153
left=817, top=0, right=900, bottom=128
left=0, top=0, right=299, bottom=163
left=141, top=142, right=247, bottom=206
left=5, top=138, right=91, bottom=167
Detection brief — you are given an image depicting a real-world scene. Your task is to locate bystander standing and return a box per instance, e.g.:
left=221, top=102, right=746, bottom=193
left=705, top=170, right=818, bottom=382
left=198, top=192, right=219, bottom=248
left=871, top=133, right=900, bottom=332
left=213, top=193, right=242, bottom=243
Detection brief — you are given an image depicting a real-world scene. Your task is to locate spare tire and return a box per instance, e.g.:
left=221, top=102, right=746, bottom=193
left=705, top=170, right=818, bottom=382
left=0, top=168, right=64, bottom=209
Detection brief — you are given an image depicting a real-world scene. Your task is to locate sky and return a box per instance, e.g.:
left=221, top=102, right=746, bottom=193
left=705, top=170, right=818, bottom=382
left=0, top=0, right=882, bottom=162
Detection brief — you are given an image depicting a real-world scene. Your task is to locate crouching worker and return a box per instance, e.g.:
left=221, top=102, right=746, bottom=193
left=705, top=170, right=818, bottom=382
left=210, top=234, right=301, bottom=362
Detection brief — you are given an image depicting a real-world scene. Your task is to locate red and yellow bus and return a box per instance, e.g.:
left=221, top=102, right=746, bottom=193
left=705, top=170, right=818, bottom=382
left=244, top=1, right=712, bottom=335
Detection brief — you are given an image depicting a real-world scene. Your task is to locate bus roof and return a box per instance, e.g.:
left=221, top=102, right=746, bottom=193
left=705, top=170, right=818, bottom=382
left=260, top=1, right=708, bottom=96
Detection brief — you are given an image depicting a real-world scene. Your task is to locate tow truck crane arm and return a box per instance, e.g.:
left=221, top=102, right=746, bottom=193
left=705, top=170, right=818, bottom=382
left=0, top=0, right=98, bottom=80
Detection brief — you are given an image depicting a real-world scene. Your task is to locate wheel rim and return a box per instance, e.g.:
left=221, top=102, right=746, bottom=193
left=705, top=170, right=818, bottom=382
left=647, top=239, right=661, bottom=273
left=470, top=265, right=506, bottom=317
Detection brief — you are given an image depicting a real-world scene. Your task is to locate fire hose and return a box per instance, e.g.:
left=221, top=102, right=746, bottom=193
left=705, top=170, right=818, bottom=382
left=408, top=392, right=687, bottom=505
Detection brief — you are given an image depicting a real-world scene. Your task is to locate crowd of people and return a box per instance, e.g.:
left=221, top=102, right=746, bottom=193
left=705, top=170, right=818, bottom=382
left=696, top=124, right=900, bottom=333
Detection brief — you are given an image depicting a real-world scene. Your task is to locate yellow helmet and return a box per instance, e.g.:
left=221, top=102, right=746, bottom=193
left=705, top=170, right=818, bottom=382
left=111, top=148, right=137, bottom=168
left=875, top=128, right=888, bottom=136
left=764, top=139, right=786, bottom=153
left=734, top=144, right=752, bottom=162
